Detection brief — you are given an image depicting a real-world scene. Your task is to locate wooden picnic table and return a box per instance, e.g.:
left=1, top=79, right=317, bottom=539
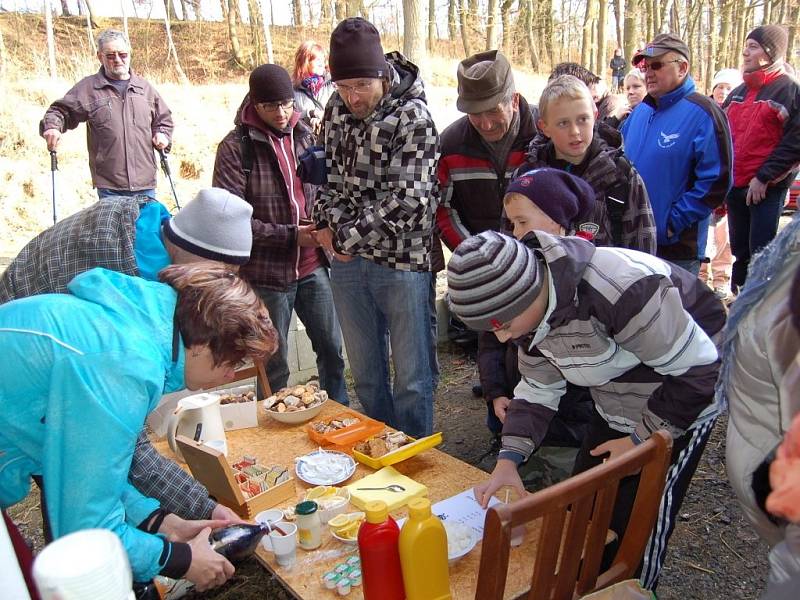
left=152, top=400, right=541, bottom=599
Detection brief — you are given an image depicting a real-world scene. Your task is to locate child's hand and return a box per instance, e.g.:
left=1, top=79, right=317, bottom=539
left=492, top=396, right=511, bottom=423
left=474, top=459, right=525, bottom=508
left=589, top=436, right=635, bottom=462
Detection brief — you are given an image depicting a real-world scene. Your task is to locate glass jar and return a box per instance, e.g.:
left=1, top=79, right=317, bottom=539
left=295, top=500, right=322, bottom=550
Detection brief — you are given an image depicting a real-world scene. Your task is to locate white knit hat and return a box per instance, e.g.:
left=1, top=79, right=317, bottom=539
left=711, top=68, right=743, bottom=91
left=163, top=188, right=253, bottom=265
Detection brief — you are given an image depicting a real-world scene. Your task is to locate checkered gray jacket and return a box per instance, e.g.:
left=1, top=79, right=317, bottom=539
left=313, top=52, right=440, bottom=271
left=0, top=197, right=216, bottom=520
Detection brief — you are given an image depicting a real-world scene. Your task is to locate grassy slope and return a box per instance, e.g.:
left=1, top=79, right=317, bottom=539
left=0, top=13, right=547, bottom=258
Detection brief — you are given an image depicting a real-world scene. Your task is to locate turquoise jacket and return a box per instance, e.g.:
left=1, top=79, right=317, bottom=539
left=0, top=268, right=186, bottom=580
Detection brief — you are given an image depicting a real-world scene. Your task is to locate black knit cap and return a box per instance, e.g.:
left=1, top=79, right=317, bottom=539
left=329, top=17, right=389, bottom=82
left=747, top=25, right=789, bottom=62
left=249, top=64, right=294, bottom=103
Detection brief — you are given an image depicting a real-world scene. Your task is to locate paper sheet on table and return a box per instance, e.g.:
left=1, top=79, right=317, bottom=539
left=397, top=488, right=501, bottom=536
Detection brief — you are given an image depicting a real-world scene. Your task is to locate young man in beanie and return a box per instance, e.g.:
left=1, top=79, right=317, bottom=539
left=448, top=230, right=726, bottom=588
left=0, top=188, right=255, bottom=526
left=312, top=17, right=439, bottom=438
left=621, top=33, right=732, bottom=277
left=213, top=64, right=347, bottom=406
left=723, top=24, right=800, bottom=294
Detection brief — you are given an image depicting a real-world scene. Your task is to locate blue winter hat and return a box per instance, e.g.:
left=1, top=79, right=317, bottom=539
left=505, top=168, right=595, bottom=231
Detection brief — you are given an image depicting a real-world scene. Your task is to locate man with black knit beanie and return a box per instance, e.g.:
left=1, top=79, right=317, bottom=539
left=724, top=24, right=800, bottom=294
left=213, top=64, right=347, bottom=407
left=312, top=17, right=440, bottom=438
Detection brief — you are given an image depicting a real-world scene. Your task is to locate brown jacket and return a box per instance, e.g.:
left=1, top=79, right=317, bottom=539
left=40, top=69, right=173, bottom=191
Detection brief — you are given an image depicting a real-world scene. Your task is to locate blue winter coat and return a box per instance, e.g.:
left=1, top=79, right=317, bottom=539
left=0, top=268, right=186, bottom=580
left=620, top=76, right=732, bottom=261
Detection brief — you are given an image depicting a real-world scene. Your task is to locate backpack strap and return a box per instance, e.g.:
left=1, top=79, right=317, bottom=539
left=605, top=154, right=632, bottom=247
left=237, top=123, right=254, bottom=187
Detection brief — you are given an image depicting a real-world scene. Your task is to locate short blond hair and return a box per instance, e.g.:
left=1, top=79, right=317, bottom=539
left=538, top=75, right=594, bottom=121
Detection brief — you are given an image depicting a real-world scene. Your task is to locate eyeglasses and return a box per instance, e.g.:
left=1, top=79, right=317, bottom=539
left=258, top=100, right=295, bottom=113
left=333, top=81, right=376, bottom=97
left=103, top=52, right=129, bottom=61
left=642, top=59, right=683, bottom=72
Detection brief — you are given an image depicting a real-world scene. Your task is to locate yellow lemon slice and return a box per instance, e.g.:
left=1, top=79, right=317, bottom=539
left=327, top=514, right=350, bottom=529
left=305, top=486, right=330, bottom=500
left=336, top=520, right=361, bottom=539
left=322, top=486, right=338, bottom=497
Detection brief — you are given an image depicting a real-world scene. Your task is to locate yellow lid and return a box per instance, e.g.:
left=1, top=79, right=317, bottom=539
left=407, top=497, right=432, bottom=521
left=365, top=500, right=388, bottom=524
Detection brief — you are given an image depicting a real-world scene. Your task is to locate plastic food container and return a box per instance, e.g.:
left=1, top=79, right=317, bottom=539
left=305, top=408, right=385, bottom=447
left=353, top=431, right=444, bottom=469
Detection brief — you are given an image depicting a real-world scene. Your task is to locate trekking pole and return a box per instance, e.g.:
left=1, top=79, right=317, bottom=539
left=49, top=150, right=58, bottom=225
left=157, top=147, right=181, bottom=211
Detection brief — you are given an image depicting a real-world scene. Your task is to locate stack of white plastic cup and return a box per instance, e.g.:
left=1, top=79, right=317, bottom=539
left=32, top=529, right=134, bottom=600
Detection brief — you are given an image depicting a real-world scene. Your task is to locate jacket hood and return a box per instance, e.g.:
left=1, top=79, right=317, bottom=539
left=520, top=230, right=597, bottom=328
left=742, top=61, right=786, bottom=90
left=367, top=52, right=427, bottom=121
left=66, top=268, right=185, bottom=394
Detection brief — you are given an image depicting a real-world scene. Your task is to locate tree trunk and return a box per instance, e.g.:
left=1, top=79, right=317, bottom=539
left=320, top=0, right=332, bottom=26
left=163, top=0, right=188, bottom=82
left=166, top=0, right=178, bottom=20
left=121, top=0, right=129, bottom=41
left=788, top=0, right=800, bottom=64
left=596, top=0, right=607, bottom=80
left=459, top=0, right=471, bottom=56
left=59, top=0, right=72, bottom=15
left=82, top=0, right=97, bottom=27
left=292, top=0, right=303, bottom=25
left=403, top=0, right=427, bottom=74
left=220, top=0, right=228, bottom=20
left=428, top=0, right=436, bottom=50
left=259, top=0, right=273, bottom=62
left=83, top=0, right=95, bottom=52
left=467, top=0, right=479, bottom=42
left=447, top=0, right=457, bottom=41
left=500, top=0, right=514, bottom=54
left=180, top=0, right=191, bottom=19
left=623, top=0, right=639, bottom=67
left=581, top=0, right=596, bottom=72
left=524, top=0, right=540, bottom=71
left=706, top=0, right=717, bottom=92
left=612, top=0, right=623, bottom=49
left=0, top=25, right=6, bottom=80
left=227, top=0, right=247, bottom=68
left=345, top=0, right=360, bottom=17
left=45, top=0, right=57, bottom=78
left=247, top=0, right=262, bottom=64
left=486, top=0, right=499, bottom=50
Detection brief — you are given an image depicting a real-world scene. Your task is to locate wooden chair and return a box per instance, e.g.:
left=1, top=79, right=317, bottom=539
left=475, top=430, right=673, bottom=600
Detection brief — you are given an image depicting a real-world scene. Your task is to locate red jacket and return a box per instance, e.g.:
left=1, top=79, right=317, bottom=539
left=724, top=64, right=800, bottom=188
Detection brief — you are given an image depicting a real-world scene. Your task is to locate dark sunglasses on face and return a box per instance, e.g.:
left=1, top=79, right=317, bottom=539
left=642, top=59, right=683, bottom=72
left=104, top=52, right=129, bottom=60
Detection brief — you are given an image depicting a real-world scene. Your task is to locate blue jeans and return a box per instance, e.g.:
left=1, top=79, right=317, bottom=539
left=256, top=268, right=348, bottom=405
left=330, top=257, right=434, bottom=438
left=97, top=188, right=156, bottom=200
left=726, top=185, right=786, bottom=291
left=668, top=258, right=702, bottom=277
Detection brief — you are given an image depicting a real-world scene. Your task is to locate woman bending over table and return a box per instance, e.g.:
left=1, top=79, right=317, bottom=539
left=0, top=263, right=277, bottom=591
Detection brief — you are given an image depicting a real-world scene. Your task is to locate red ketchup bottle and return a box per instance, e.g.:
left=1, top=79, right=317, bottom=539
left=357, top=500, right=406, bottom=600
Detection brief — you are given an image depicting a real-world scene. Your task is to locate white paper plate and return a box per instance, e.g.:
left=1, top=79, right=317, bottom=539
left=295, top=449, right=356, bottom=485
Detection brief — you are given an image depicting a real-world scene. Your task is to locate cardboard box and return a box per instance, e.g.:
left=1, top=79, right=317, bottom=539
left=217, top=384, right=259, bottom=431
left=176, top=435, right=296, bottom=520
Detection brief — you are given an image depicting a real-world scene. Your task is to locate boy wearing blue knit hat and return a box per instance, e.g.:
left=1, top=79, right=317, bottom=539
left=449, top=229, right=725, bottom=589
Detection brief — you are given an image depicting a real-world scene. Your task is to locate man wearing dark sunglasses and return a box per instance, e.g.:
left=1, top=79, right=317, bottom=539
left=621, top=33, right=732, bottom=277
left=40, top=29, right=173, bottom=201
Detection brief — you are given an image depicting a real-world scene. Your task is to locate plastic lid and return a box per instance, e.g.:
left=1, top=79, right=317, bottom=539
left=407, top=497, right=432, bottom=520
left=295, top=500, right=319, bottom=515
left=364, top=500, right=389, bottom=524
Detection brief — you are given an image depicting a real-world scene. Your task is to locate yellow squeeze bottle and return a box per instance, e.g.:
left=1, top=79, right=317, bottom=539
left=398, top=497, right=452, bottom=600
